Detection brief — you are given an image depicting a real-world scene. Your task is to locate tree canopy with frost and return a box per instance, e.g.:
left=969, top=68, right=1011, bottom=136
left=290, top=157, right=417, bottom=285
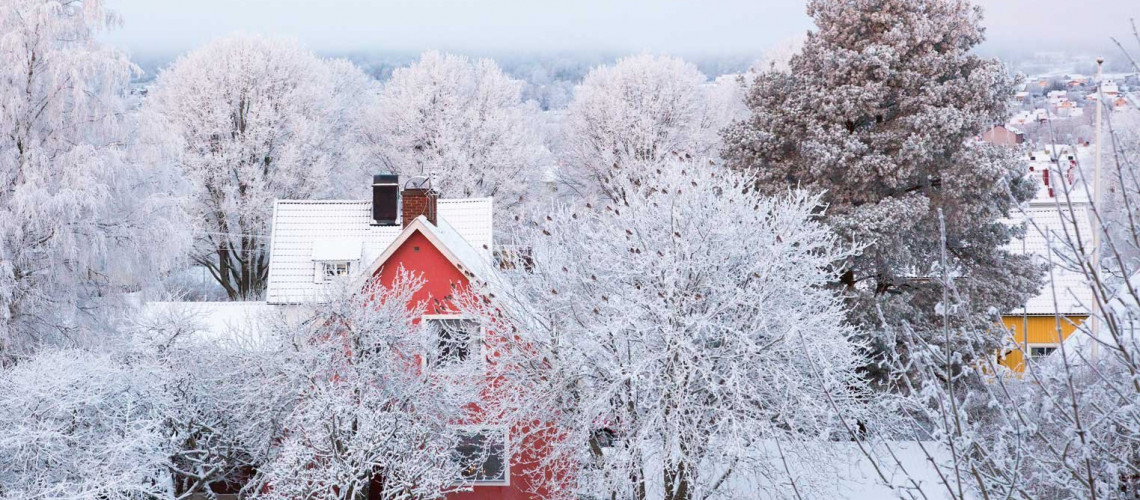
left=481, top=158, right=869, bottom=500
left=371, top=51, right=547, bottom=213
left=0, top=0, right=186, bottom=355
left=254, top=275, right=477, bottom=500
left=143, top=35, right=377, bottom=300
left=562, top=54, right=745, bottom=200
left=722, top=0, right=1040, bottom=387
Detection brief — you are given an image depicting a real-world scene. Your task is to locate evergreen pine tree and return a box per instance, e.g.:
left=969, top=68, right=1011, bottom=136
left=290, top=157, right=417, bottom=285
left=722, top=0, right=1041, bottom=387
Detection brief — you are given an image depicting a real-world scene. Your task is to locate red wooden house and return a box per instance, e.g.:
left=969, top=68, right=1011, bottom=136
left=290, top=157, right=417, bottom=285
left=266, top=175, right=551, bottom=499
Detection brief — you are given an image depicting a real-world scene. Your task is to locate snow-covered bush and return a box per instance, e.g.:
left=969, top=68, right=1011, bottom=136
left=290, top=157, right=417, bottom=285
left=254, top=274, right=478, bottom=500
left=0, top=350, right=171, bottom=499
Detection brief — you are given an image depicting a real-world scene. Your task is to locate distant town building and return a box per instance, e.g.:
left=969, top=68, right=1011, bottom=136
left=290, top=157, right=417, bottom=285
left=981, top=125, right=1025, bottom=145
left=1067, top=75, right=1089, bottom=87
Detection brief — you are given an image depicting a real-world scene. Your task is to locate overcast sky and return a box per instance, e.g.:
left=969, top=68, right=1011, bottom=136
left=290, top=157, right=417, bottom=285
left=103, top=0, right=1139, bottom=58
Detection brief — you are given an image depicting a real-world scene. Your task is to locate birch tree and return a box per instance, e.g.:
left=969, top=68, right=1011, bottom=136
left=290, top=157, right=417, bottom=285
left=0, top=0, right=186, bottom=354
left=143, top=35, right=378, bottom=300
left=561, top=55, right=745, bottom=200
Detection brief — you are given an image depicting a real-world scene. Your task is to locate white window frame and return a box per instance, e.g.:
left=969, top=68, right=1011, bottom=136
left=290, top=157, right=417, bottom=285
left=1027, top=343, right=1059, bottom=360
left=422, top=314, right=484, bottom=368
left=450, top=425, right=510, bottom=487
left=316, top=260, right=353, bottom=282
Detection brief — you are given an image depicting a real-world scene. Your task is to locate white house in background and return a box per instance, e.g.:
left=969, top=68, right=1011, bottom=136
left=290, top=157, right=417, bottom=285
left=1000, top=145, right=1094, bottom=371
left=1046, top=90, right=1068, bottom=106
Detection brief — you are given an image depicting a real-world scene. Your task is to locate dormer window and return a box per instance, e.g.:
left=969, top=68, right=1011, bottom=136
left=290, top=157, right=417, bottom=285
left=322, top=261, right=351, bottom=281
left=311, top=239, right=363, bottom=284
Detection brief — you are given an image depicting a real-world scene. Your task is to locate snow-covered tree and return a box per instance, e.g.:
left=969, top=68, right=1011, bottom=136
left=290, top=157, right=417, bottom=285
left=561, top=55, right=744, bottom=200
left=143, top=35, right=378, bottom=300
left=254, top=274, right=476, bottom=500
left=722, top=0, right=1041, bottom=388
left=0, top=349, right=171, bottom=499
left=370, top=51, right=547, bottom=213
left=482, top=158, right=869, bottom=500
left=0, top=0, right=187, bottom=354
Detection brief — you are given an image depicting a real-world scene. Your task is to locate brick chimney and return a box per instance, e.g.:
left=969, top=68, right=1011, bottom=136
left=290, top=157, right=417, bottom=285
left=401, top=176, right=437, bottom=227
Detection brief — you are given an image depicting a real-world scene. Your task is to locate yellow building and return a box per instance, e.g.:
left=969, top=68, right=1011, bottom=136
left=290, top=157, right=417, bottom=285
left=998, top=146, right=1093, bottom=372
left=999, top=315, right=1086, bottom=372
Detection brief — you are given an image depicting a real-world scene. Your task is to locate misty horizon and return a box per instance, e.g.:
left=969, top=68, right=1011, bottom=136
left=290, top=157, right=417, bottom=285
left=105, top=0, right=1140, bottom=65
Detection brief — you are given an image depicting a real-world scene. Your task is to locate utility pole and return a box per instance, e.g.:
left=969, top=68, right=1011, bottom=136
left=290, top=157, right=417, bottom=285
left=1091, top=57, right=1104, bottom=362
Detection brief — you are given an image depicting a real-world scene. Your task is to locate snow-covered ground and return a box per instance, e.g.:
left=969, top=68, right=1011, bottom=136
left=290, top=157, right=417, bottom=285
left=735, top=441, right=964, bottom=500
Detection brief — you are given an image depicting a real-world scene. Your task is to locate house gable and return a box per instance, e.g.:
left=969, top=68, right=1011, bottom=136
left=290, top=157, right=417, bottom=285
left=373, top=227, right=471, bottom=315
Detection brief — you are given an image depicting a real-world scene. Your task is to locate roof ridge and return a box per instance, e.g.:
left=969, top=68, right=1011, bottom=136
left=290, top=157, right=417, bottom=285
left=276, top=199, right=369, bottom=204
left=275, top=197, right=494, bottom=205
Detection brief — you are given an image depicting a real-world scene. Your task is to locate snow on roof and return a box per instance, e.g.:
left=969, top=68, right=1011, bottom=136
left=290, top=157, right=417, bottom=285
left=266, top=198, right=493, bottom=304
left=426, top=217, right=499, bottom=285
left=1006, top=198, right=1094, bottom=316
left=1025, top=145, right=1094, bottom=204
left=352, top=214, right=502, bottom=298
left=311, top=239, right=363, bottom=261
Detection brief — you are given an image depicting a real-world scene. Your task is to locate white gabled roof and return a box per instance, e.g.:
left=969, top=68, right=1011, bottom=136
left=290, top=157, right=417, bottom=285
left=1006, top=198, right=1094, bottom=316
left=266, top=198, right=493, bottom=304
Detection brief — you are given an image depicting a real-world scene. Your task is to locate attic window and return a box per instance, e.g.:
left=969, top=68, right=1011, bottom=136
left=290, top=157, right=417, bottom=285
left=311, top=240, right=362, bottom=283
